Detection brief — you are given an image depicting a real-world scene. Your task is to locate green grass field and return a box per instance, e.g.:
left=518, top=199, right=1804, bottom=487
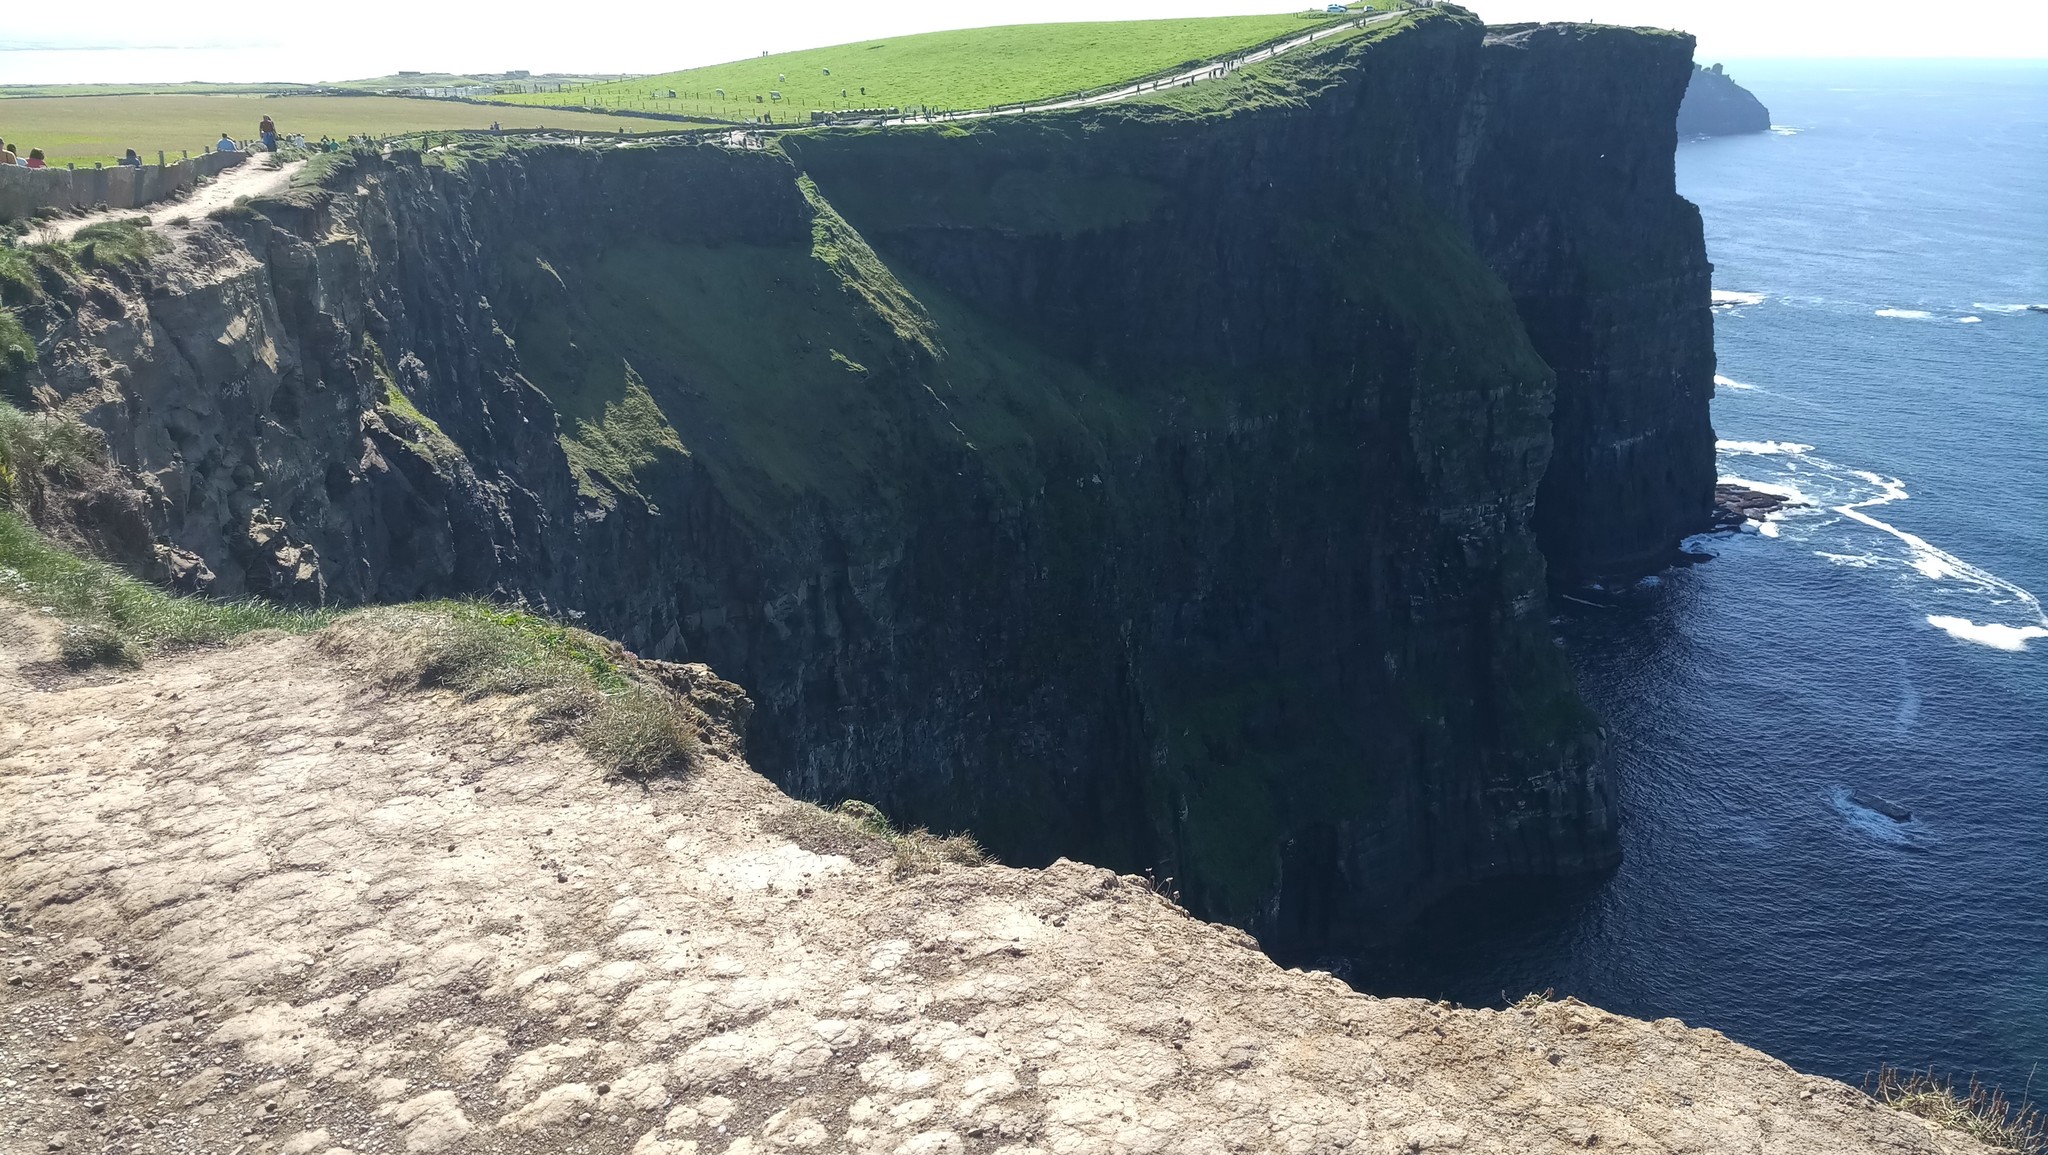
left=490, top=12, right=1358, bottom=121
left=0, top=94, right=710, bottom=168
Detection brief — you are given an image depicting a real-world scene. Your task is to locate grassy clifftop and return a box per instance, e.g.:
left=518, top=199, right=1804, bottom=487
left=491, top=11, right=1365, bottom=119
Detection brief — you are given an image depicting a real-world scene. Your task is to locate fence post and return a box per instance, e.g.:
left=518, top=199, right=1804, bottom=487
left=159, top=150, right=167, bottom=167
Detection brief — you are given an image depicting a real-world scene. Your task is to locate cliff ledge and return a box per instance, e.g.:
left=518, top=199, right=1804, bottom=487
left=0, top=608, right=1994, bottom=1155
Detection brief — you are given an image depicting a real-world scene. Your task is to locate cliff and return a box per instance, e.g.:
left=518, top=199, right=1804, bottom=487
left=0, top=609, right=1996, bottom=1155
left=3, top=7, right=1716, bottom=954
left=1677, top=62, right=1773, bottom=136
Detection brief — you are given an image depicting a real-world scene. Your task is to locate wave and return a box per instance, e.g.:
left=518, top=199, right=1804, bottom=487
left=1769, top=125, right=1801, bottom=136
left=1958, top=316, right=1983, bottom=324
left=1712, top=289, right=1768, bottom=307
left=1715, top=440, right=2048, bottom=653
left=1926, top=617, right=2048, bottom=652
left=1875, top=308, right=1933, bottom=319
left=1971, top=302, right=2046, bottom=314
left=1714, top=373, right=1759, bottom=391
left=1717, top=439, right=1814, bottom=456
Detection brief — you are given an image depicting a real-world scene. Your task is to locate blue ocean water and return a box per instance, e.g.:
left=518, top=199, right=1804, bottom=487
left=1366, top=60, right=2048, bottom=1091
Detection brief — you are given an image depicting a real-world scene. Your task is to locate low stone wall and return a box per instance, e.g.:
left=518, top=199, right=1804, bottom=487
left=0, top=151, right=247, bottom=223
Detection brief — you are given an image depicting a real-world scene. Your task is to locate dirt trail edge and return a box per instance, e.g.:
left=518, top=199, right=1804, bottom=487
left=31, top=159, right=306, bottom=243
left=0, top=610, right=1984, bottom=1155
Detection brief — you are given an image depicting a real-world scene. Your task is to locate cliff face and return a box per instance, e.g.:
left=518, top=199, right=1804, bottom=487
left=1469, top=26, right=1719, bottom=582
left=1678, top=63, right=1773, bottom=136
left=11, top=7, right=1714, bottom=953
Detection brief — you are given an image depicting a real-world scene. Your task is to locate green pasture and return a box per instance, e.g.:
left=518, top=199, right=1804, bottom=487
left=0, top=94, right=710, bottom=168
left=490, top=11, right=1362, bottom=121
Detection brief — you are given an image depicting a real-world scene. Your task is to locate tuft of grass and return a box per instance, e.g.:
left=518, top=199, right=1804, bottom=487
left=0, top=309, right=34, bottom=399
left=0, top=402, right=100, bottom=509
left=0, top=507, right=328, bottom=667
left=769, top=797, right=989, bottom=876
left=1867, top=1066, right=2045, bottom=1154
left=319, top=600, right=702, bottom=777
left=65, top=219, right=164, bottom=271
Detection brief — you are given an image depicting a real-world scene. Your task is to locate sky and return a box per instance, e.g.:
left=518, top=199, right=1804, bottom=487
left=1, top=0, right=2043, bottom=85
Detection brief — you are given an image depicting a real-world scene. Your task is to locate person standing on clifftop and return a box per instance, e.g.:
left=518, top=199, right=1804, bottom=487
left=259, top=115, right=278, bottom=151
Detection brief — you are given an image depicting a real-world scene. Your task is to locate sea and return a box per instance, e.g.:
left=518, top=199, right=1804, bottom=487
left=1363, top=59, right=2048, bottom=1093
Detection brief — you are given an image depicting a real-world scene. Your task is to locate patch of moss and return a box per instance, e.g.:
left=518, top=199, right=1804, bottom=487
left=361, top=334, right=466, bottom=462
left=558, top=362, right=689, bottom=504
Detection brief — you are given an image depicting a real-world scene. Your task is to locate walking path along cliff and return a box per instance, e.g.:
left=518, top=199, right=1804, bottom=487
left=0, top=607, right=1993, bottom=1155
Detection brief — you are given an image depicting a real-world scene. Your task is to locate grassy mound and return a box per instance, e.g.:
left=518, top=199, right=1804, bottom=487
left=318, top=601, right=703, bottom=777
left=491, top=12, right=1355, bottom=121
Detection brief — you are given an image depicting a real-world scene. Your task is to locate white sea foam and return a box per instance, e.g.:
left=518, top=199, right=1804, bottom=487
left=1875, top=308, right=1933, bottom=319
left=1958, top=316, right=1983, bottom=324
left=1770, top=125, right=1801, bottom=136
left=1716, top=439, right=2048, bottom=653
left=1714, top=373, right=1759, bottom=391
left=1971, top=303, right=2043, bottom=314
left=1925, top=617, right=2048, bottom=652
left=1717, top=439, right=1814, bottom=456
left=1712, top=289, right=1768, bottom=307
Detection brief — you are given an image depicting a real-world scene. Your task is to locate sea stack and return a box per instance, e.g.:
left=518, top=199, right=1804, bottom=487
left=1678, top=61, right=1772, bottom=135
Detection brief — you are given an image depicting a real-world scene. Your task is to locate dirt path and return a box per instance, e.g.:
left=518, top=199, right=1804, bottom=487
left=31, top=157, right=305, bottom=243
left=0, top=608, right=1986, bottom=1155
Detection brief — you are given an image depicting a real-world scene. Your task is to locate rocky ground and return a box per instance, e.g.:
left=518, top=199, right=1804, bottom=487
left=0, top=606, right=1993, bottom=1155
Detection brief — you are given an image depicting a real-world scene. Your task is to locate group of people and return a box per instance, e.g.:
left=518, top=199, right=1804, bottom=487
left=214, top=118, right=356, bottom=155
left=0, top=142, right=49, bottom=168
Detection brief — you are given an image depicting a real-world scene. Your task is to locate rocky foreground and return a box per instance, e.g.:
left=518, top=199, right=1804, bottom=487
left=0, top=610, right=1988, bottom=1154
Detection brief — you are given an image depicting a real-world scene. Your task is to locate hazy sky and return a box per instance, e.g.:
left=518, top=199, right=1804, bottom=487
left=1, top=0, right=2042, bottom=84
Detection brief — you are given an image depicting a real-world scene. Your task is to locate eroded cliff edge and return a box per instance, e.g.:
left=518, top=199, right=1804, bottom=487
left=6, top=8, right=1716, bottom=953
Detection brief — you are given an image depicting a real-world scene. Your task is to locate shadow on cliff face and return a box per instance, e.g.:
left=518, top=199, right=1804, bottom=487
left=1329, top=870, right=1619, bottom=1003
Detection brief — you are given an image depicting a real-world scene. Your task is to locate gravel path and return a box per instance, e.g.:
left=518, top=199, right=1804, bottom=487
left=0, top=607, right=1987, bottom=1154
left=30, top=157, right=305, bottom=242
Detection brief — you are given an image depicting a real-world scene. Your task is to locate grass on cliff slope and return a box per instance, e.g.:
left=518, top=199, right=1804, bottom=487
left=0, top=508, right=326, bottom=666
left=0, top=403, right=700, bottom=775
left=1, top=404, right=324, bottom=665
left=319, top=601, right=702, bottom=776
left=3, top=222, right=166, bottom=398
left=0, top=94, right=703, bottom=168
left=1867, top=1067, right=2046, bottom=1155
left=488, top=12, right=1355, bottom=122
left=768, top=797, right=990, bottom=876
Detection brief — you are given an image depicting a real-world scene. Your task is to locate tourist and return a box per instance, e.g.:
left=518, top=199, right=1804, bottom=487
left=25, top=148, right=46, bottom=169
left=121, top=148, right=144, bottom=168
left=0, top=142, right=15, bottom=165
left=217, top=132, right=238, bottom=153
left=259, top=114, right=278, bottom=151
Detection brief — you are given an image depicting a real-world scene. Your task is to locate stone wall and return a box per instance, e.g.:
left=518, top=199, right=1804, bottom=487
left=0, top=151, right=246, bottom=223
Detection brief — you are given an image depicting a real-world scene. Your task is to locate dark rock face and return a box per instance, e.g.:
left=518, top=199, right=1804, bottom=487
left=1678, top=63, right=1773, bottom=136
left=1470, top=25, right=1720, bottom=583
left=16, top=8, right=1713, bottom=954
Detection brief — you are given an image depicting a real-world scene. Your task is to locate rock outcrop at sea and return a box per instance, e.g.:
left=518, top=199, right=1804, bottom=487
left=4, top=8, right=1715, bottom=954
left=1678, top=62, right=1773, bottom=135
